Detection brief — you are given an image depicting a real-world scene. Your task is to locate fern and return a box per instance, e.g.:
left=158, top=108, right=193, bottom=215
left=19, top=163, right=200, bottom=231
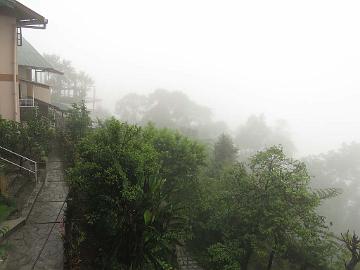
left=312, top=188, right=341, bottom=200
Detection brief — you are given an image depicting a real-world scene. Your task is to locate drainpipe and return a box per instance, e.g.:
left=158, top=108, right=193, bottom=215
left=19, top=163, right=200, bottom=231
left=13, top=25, right=18, bottom=121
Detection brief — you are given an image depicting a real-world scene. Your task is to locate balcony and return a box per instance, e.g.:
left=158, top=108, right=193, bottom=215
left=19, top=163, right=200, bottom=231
left=19, top=97, right=35, bottom=107
left=18, top=79, right=51, bottom=108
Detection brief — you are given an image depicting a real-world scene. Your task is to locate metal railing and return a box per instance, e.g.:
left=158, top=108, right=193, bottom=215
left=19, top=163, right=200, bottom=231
left=0, top=146, right=38, bottom=183
left=19, top=98, right=35, bottom=107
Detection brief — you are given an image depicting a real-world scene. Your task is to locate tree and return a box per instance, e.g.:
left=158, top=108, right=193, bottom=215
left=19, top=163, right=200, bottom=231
left=284, top=232, right=343, bottom=270
left=115, top=89, right=228, bottom=140
left=65, top=119, right=206, bottom=269
left=340, top=231, right=360, bottom=270
left=115, top=93, right=148, bottom=124
left=305, top=142, right=360, bottom=233
left=213, top=134, right=238, bottom=168
left=191, top=146, right=339, bottom=270
left=67, top=119, right=169, bottom=269
left=59, top=101, right=92, bottom=165
left=235, top=115, right=296, bottom=159
left=43, top=54, right=94, bottom=104
left=143, top=124, right=206, bottom=239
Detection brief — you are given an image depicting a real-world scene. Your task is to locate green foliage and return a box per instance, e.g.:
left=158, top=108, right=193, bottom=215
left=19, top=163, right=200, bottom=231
left=0, top=194, right=14, bottom=223
left=214, top=134, right=237, bottom=164
left=64, top=102, right=92, bottom=142
left=0, top=192, right=15, bottom=262
left=58, top=101, right=92, bottom=165
left=0, top=194, right=12, bottom=264
left=339, top=231, right=360, bottom=270
left=284, top=232, right=344, bottom=270
left=143, top=125, right=207, bottom=244
left=143, top=124, right=206, bottom=200
left=18, top=109, right=54, bottom=161
left=190, top=146, right=341, bottom=270
left=65, top=119, right=206, bottom=269
left=0, top=118, right=19, bottom=151
left=0, top=111, right=52, bottom=265
left=313, top=188, right=341, bottom=200
left=59, top=101, right=345, bottom=269
left=0, top=205, right=13, bottom=223
left=0, top=110, right=53, bottom=163
left=211, top=134, right=238, bottom=176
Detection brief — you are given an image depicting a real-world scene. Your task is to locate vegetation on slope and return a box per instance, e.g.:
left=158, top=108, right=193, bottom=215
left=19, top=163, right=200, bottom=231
left=60, top=102, right=359, bottom=270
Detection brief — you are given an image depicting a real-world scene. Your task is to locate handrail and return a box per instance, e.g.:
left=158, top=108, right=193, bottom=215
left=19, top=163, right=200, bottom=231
left=19, top=98, right=35, bottom=107
left=0, top=146, right=38, bottom=183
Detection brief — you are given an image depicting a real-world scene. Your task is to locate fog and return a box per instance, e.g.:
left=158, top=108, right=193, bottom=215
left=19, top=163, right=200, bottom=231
left=22, top=0, right=360, bottom=156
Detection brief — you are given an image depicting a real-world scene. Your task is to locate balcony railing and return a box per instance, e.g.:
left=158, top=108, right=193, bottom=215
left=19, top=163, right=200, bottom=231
left=19, top=78, right=51, bottom=106
left=19, top=98, right=35, bottom=107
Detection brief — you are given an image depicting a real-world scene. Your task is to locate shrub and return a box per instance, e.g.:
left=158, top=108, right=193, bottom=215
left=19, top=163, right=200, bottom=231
left=57, top=102, right=92, bottom=166
left=0, top=111, right=53, bottom=163
left=66, top=119, right=202, bottom=269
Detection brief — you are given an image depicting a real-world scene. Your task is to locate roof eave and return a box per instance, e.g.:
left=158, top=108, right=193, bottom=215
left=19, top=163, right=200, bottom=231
left=17, top=18, right=48, bottom=29
left=19, top=64, right=64, bottom=75
left=0, top=0, right=48, bottom=28
left=15, top=0, right=48, bottom=29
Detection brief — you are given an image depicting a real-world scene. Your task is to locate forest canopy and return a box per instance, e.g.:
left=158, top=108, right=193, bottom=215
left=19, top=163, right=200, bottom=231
left=59, top=103, right=359, bottom=270
left=115, top=89, right=228, bottom=141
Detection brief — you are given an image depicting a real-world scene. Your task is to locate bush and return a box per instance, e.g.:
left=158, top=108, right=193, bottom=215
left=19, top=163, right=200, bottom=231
left=65, top=119, right=206, bottom=269
left=0, top=110, right=53, bottom=163
left=57, top=102, right=92, bottom=166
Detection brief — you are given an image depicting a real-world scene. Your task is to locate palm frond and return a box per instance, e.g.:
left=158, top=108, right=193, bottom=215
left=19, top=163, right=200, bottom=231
left=312, top=188, right=341, bottom=200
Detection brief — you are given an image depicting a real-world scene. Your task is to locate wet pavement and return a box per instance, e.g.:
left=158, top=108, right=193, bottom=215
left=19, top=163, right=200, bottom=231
left=1, top=150, right=202, bottom=270
left=2, top=154, right=67, bottom=270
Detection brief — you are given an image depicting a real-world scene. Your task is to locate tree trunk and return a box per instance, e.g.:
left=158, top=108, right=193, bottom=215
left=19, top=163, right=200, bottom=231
left=267, top=250, right=275, bottom=270
left=345, top=257, right=359, bottom=270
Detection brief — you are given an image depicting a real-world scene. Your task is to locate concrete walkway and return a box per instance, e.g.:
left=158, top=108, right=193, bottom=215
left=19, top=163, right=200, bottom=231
left=2, top=153, right=67, bottom=270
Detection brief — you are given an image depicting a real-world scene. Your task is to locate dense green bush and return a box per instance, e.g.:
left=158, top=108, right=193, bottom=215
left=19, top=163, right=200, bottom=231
left=65, top=119, right=206, bottom=269
left=143, top=125, right=206, bottom=224
left=0, top=110, right=53, bottom=163
left=57, top=102, right=92, bottom=166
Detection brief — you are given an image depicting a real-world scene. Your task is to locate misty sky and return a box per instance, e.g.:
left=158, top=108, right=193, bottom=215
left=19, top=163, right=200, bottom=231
left=22, top=0, right=360, bottom=156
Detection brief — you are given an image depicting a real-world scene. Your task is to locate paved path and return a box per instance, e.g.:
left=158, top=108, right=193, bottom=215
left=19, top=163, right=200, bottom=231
left=3, top=153, right=67, bottom=270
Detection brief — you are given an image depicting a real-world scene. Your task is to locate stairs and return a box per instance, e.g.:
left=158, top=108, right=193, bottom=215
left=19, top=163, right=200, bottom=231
left=0, top=146, right=38, bottom=183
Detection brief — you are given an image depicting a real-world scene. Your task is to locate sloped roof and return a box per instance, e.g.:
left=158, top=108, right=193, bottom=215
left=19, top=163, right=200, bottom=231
left=0, top=0, right=47, bottom=28
left=17, top=38, right=63, bottom=74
